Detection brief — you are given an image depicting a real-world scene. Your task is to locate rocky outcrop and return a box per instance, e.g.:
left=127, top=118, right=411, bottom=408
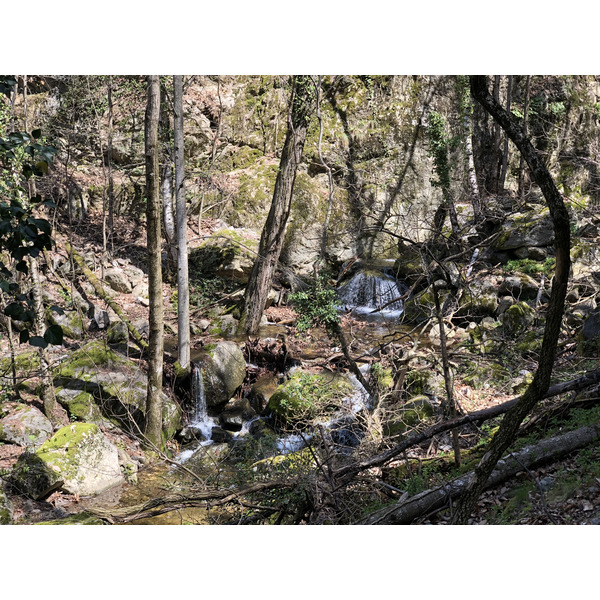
left=53, top=340, right=182, bottom=439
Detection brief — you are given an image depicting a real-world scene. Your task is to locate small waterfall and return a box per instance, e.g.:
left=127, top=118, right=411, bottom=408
left=189, top=362, right=218, bottom=442
left=337, top=269, right=407, bottom=318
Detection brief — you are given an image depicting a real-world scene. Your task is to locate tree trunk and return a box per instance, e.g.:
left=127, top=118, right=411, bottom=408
left=144, top=75, right=164, bottom=450
left=29, top=255, right=58, bottom=423
left=498, top=75, right=513, bottom=191
left=238, top=76, right=314, bottom=335
left=174, top=75, right=190, bottom=373
left=464, top=107, right=482, bottom=220
left=360, top=423, right=600, bottom=524
left=452, top=75, right=571, bottom=524
left=518, top=75, right=532, bottom=200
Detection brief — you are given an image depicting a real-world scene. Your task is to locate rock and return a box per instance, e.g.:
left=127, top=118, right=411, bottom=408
left=47, top=307, right=86, bottom=340
left=249, top=374, right=279, bottom=414
left=579, top=309, right=600, bottom=356
left=496, top=209, right=554, bottom=250
left=12, top=423, right=124, bottom=498
left=220, top=398, right=256, bottom=431
left=198, top=341, right=246, bottom=407
left=0, top=403, right=54, bottom=449
left=117, top=447, right=138, bottom=484
left=54, top=386, right=108, bottom=426
left=384, top=395, right=435, bottom=437
left=498, top=274, right=540, bottom=300
left=131, top=281, right=149, bottom=301
left=107, top=321, right=129, bottom=344
left=0, top=481, right=14, bottom=524
left=502, top=301, right=535, bottom=337
left=53, top=340, right=181, bottom=440
left=10, top=452, right=64, bottom=500
left=209, top=314, right=238, bottom=337
left=91, top=308, right=111, bottom=330
left=121, top=263, right=145, bottom=288
left=103, top=267, right=132, bottom=294
left=268, top=370, right=354, bottom=425
left=211, top=426, right=233, bottom=443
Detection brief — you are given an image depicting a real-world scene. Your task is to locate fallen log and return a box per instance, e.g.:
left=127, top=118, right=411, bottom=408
left=359, top=421, right=600, bottom=524
left=335, top=368, right=600, bottom=483
left=87, top=479, right=292, bottom=524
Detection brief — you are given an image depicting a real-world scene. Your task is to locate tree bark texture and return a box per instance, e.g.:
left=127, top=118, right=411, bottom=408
left=238, top=76, right=314, bottom=335
left=29, top=255, right=57, bottom=423
left=144, top=75, right=164, bottom=449
left=174, top=75, right=190, bottom=372
left=360, top=422, right=600, bottom=524
left=452, top=75, right=571, bottom=524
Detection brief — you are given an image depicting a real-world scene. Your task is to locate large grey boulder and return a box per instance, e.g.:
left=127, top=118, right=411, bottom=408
left=103, top=267, right=132, bottom=294
left=0, top=403, right=54, bottom=450
left=11, top=423, right=124, bottom=498
left=198, top=341, right=246, bottom=407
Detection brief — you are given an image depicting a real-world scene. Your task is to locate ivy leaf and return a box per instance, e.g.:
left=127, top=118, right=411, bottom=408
left=29, top=336, right=48, bottom=349
left=43, top=325, right=63, bottom=346
left=4, top=302, right=24, bottom=319
left=19, top=329, right=29, bottom=344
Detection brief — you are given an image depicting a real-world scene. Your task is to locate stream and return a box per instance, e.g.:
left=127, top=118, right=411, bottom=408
left=83, top=265, right=410, bottom=523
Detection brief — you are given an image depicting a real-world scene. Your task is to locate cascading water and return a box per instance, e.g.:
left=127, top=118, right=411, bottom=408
left=337, top=267, right=407, bottom=319
left=188, top=362, right=218, bottom=442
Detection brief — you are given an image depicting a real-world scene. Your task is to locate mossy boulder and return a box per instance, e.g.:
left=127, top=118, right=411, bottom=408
left=502, top=301, right=536, bottom=337
left=106, top=321, right=129, bottom=344
left=383, top=395, right=435, bottom=437
left=268, top=370, right=354, bottom=425
left=0, top=402, right=54, bottom=450
left=190, top=227, right=259, bottom=284
left=53, top=340, right=182, bottom=440
left=197, top=341, right=246, bottom=407
left=47, top=307, right=86, bottom=340
left=11, top=423, right=124, bottom=498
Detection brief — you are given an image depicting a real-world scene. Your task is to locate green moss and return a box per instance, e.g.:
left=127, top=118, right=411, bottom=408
left=56, top=340, right=127, bottom=380
left=36, top=423, right=99, bottom=480
left=268, top=371, right=354, bottom=424
left=503, top=301, right=535, bottom=337
left=0, top=351, right=40, bottom=378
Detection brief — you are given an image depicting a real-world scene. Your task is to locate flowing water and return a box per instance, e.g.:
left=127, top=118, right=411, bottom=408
left=337, top=267, right=408, bottom=320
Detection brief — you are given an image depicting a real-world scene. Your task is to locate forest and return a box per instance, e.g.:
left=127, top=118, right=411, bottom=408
left=0, top=74, right=599, bottom=527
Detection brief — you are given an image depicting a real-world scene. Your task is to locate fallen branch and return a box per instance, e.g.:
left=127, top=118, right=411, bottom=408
left=335, top=368, right=600, bottom=483
left=65, top=242, right=148, bottom=353
left=359, top=421, right=600, bottom=524
left=87, top=479, right=292, bottom=524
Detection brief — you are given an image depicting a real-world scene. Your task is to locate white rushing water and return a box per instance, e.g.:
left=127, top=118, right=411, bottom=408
left=188, top=362, right=218, bottom=442
left=337, top=270, right=406, bottom=318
